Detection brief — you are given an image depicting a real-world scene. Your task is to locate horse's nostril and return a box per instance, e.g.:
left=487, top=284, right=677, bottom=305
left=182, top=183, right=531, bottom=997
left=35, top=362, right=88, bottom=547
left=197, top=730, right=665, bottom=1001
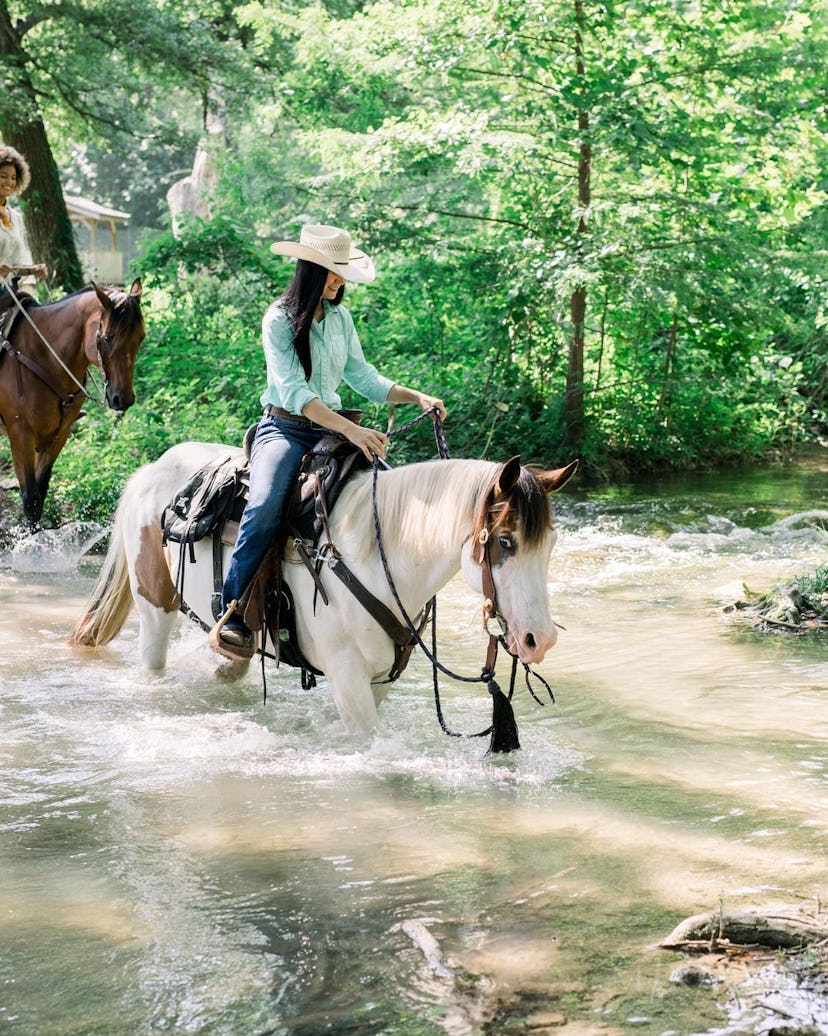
left=526, top=632, right=536, bottom=649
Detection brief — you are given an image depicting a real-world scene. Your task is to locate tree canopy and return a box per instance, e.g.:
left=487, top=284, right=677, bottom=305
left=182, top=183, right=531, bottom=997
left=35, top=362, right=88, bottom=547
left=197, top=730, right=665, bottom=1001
left=1, top=0, right=826, bottom=522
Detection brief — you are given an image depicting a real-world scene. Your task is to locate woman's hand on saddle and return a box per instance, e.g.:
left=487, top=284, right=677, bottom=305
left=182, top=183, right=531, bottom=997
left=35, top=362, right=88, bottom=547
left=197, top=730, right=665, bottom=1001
left=302, top=397, right=388, bottom=461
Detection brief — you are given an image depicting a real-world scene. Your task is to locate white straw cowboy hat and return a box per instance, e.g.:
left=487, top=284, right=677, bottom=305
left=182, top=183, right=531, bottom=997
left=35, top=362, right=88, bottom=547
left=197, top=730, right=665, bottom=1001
left=270, top=224, right=376, bottom=284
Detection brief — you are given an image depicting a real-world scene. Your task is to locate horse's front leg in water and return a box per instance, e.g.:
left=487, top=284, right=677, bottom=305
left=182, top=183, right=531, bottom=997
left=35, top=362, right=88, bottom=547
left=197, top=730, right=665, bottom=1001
left=325, top=654, right=380, bottom=733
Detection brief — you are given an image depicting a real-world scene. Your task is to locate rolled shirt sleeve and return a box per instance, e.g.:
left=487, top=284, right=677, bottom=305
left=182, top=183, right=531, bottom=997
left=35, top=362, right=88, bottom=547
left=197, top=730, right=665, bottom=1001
left=260, top=300, right=393, bottom=414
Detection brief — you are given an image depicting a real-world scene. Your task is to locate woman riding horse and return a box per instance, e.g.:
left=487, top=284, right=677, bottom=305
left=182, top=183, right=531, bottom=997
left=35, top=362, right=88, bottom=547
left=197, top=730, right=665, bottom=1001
left=212, top=224, right=446, bottom=659
left=0, top=146, right=47, bottom=289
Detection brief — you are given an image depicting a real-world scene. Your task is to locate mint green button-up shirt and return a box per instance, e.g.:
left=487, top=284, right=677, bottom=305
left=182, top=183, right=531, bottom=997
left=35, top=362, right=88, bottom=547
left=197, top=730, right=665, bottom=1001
left=260, top=299, right=394, bottom=415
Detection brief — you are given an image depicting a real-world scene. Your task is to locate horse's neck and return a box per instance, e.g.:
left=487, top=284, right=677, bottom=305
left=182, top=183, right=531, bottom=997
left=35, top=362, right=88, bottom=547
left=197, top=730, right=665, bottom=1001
left=34, top=292, right=98, bottom=374
left=333, top=458, right=498, bottom=603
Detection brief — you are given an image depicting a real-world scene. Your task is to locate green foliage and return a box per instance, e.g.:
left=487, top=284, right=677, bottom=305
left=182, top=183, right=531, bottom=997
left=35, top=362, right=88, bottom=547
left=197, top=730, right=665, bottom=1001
left=24, top=0, right=828, bottom=524
left=791, top=564, right=828, bottom=601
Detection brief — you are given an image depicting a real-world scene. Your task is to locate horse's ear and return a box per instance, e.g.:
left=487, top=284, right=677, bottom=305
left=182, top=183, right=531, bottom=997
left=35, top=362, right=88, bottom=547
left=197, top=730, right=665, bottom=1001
left=496, top=455, right=522, bottom=498
left=538, top=459, right=579, bottom=495
left=92, top=282, right=111, bottom=310
left=129, top=278, right=143, bottom=298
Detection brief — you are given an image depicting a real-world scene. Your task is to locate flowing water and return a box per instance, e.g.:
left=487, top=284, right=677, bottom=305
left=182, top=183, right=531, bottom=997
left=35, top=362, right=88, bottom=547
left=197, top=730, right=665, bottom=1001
left=1, top=451, right=827, bottom=1036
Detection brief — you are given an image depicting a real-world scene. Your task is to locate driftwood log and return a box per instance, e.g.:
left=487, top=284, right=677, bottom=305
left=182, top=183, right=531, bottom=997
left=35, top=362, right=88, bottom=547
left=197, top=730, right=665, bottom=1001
left=661, top=905, right=828, bottom=954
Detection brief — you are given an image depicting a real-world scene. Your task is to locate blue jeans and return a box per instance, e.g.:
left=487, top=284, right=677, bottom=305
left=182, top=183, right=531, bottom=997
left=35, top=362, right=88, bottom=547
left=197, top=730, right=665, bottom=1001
left=221, top=415, right=323, bottom=614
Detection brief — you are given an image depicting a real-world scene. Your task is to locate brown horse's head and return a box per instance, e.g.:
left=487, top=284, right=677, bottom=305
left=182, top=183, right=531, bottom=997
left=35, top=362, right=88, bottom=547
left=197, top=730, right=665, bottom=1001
left=91, top=278, right=145, bottom=413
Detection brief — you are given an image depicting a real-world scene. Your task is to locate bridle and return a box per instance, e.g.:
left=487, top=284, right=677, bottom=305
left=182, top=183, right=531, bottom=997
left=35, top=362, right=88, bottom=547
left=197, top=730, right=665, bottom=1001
left=0, top=275, right=108, bottom=405
left=371, top=414, right=556, bottom=753
left=94, top=317, right=114, bottom=398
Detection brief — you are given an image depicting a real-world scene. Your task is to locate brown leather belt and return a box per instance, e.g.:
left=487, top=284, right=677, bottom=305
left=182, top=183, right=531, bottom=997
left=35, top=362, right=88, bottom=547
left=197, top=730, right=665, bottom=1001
left=264, top=404, right=362, bottom=427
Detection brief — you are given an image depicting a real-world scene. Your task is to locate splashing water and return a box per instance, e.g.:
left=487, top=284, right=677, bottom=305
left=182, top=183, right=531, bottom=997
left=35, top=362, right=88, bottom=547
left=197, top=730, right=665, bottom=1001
left=9, top=521, right=107, bottom=574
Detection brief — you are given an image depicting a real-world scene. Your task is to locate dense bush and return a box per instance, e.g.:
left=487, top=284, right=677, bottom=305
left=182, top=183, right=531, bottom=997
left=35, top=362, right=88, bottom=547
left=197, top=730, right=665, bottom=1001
left=38, top=213, right=820, bottom=525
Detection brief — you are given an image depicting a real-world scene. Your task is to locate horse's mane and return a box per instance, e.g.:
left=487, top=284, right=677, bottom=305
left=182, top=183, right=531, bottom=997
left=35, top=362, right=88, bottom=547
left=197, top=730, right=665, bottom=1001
left=337, top=457, right=553, bottom=562
left=42, top=284, right=144, bottom=331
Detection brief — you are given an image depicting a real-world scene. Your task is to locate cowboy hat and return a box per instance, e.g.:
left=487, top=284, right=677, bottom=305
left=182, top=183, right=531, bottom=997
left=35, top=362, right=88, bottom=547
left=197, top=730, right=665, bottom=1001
left=269, top=224, right=375, bottom=284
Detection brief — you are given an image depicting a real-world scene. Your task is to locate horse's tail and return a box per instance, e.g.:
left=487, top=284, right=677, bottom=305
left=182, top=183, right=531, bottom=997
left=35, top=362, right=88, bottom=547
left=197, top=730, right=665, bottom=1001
left=69, top=492, right=134, bottom=647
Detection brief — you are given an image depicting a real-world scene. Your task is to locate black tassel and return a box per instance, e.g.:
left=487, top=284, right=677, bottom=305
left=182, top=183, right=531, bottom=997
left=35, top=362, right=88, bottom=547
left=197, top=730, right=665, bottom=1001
left=487, top=679, right=520, bottom=754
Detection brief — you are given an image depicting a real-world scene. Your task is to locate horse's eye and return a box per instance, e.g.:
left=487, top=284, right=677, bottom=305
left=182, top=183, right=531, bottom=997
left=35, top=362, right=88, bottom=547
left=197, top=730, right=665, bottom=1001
left=498, top=534, right=515, bottom=553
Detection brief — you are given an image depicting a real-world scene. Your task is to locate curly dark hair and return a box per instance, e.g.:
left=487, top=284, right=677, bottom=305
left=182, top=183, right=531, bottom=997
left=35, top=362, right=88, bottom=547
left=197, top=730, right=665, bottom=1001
left=0, top=145, right=31, bottom=196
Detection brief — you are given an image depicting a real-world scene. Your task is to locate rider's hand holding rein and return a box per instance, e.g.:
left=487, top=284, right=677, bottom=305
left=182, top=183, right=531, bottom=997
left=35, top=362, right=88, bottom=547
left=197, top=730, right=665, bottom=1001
left=305, top=388, right=448, bottom=463
left=302, top=396, right=389, bottom=462
left=0, top=263, right=48, bottom=281
left=387, top=386, right=447, bottom=422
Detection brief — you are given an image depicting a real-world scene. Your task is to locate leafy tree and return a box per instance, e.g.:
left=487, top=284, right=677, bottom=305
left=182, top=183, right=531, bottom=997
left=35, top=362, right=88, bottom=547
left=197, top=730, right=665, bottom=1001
left=19, top=0, right=828, bottom=526
left=242, top=0, right=827, bottom=467
left=0, top=0, right=257, bottom=288
left=0, top=0, right=83, bottom=287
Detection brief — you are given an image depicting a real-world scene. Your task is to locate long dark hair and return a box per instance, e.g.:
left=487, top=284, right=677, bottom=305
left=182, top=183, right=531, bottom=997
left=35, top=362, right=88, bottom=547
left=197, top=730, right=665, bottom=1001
left=280, top=259, right=345, bottom=379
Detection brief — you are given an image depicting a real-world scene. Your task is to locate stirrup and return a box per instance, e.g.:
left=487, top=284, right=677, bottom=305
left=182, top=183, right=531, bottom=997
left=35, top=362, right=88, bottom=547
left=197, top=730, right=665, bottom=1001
left=208, top=600, right=256, bottom=661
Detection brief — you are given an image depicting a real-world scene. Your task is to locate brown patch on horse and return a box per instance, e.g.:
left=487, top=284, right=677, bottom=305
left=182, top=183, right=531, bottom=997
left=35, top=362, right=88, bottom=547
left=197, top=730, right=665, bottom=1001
left=134, top=523, right=180, bottom=612
left=471, top=457, right=580, bottom=562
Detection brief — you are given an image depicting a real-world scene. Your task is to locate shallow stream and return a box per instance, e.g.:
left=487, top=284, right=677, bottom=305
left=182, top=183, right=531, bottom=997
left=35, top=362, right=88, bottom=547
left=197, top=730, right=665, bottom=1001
left=1, top=451, right=826, bottom=1035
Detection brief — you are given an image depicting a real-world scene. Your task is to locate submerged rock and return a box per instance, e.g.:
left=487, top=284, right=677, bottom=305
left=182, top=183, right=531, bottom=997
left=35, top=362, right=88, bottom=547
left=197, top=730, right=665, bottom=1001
left=669, top=963, right=721, bottom=986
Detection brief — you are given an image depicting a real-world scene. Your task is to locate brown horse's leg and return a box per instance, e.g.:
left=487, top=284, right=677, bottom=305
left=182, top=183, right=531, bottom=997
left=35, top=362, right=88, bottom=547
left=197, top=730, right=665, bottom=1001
left=34, top=424, right=72, bottom=522
left=6, top=425, right=42, bottom=530
left=35, top=455, right=56, bottom=516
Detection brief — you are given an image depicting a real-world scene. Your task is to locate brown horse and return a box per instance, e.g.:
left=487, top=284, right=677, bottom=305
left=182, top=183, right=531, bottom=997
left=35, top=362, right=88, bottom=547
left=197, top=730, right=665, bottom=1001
left=0, top=279, right=145, bottom=528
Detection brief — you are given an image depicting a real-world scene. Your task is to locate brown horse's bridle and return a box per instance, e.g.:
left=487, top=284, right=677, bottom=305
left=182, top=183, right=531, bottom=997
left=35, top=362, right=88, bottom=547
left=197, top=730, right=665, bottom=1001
left=94, top=319, right=112, bottom=395
left=0, top=278, right=106, bottom=406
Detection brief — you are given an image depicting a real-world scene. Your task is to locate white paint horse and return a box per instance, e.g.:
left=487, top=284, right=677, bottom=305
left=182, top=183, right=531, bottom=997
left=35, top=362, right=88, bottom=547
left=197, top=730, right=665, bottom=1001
left=70, top=442, right=577, bottom=732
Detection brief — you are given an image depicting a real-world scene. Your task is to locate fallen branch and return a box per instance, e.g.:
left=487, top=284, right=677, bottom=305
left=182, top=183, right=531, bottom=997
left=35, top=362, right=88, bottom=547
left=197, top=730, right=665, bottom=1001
left=661, top=907, right=828, bottom=953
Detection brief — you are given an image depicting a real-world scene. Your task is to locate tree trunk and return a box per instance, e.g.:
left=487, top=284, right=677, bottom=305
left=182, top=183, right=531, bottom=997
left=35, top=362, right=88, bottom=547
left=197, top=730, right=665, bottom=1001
left=662, top=905, right=828, bottom=952
left=656, top=311, right=680, bottom=420
left=564, top=0, right=590, bottom=452
left=0, top=1, right=84, bottom=290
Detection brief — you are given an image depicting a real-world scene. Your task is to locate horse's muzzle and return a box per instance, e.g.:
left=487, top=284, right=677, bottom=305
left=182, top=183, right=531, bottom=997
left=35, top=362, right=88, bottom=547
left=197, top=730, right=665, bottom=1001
left=510, top=624, right=557, bottom=664
left=106, top=387, right=135, bottom=413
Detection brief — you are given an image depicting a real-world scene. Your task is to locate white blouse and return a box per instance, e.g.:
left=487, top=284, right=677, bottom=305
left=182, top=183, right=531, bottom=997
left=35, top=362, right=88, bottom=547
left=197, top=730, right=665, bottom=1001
left=0, top=205, right=33, bottom=270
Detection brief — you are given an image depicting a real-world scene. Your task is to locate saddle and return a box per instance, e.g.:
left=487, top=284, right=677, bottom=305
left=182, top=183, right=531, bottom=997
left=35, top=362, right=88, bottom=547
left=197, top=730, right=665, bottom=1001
left=0, top=289, right=39, bottom=345
left=287, top=435, right=370, bottom=542
left=255, top=436, right=423, bottom=686
left=160, top=432, right=374, bottom=682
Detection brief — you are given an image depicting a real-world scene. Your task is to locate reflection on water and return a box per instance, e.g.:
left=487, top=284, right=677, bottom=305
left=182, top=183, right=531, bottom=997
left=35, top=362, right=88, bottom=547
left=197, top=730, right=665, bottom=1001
left=0, top=451, right=827, bottom=1035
